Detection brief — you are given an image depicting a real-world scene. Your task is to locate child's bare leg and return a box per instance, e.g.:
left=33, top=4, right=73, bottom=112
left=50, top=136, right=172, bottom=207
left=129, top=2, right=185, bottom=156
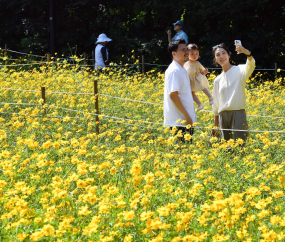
left=202, top=88, right=214, bottom=105
left=202, top=88, right=213, bottom=98
left=192, top=91, right=205, bottom=111
left=192, top=91, right=201, bottom=105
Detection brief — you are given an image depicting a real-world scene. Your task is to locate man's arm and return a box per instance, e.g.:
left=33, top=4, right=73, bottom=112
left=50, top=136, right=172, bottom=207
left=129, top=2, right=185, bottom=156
left=167, top=30, right=172, bottom=43
left=170, top=91, right=193, bottom=125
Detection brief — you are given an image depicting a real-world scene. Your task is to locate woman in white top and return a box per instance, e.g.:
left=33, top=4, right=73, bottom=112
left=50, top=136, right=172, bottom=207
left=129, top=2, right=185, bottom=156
left=211, top=43, right=255, bottom=141
left=95, top=33, right=112, bottom=69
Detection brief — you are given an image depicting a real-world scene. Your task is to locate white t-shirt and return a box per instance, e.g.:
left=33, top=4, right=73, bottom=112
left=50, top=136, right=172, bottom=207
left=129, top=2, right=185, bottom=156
left=164, top=60, right=197, bottom=127
left=212, top=58, right=255, bottom=115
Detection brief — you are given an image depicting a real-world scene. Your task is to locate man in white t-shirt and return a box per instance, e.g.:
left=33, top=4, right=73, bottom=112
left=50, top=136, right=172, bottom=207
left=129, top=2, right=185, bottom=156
left=164, top=39, right=196, bottom=142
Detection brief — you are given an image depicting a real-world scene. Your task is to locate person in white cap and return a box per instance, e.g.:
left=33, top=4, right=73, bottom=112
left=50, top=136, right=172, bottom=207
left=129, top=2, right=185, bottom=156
left=95, top=33, right=112, bottom=69
left=167, top=20, right=188, bottom=44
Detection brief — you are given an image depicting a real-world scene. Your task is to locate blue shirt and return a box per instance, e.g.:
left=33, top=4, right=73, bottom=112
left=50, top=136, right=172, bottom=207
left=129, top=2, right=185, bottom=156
left=172, top=30, right=188, bottom=44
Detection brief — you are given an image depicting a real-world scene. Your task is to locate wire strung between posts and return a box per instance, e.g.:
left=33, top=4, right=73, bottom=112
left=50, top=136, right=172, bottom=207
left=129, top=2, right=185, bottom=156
left=0, top=111, right=158, bottom=130
left=1, top=87, right=284, bottom=119
left=57, top=63, right=95, bottom=67
left=55, top=57, right=94, bottom=61
left=0, top=58, right=92, bottom=67
left=2, top=49, right=285, bottom=71
left=4, top=49, right=94, bottom=61
left=69, top=63, right=138, bottom=68
left=1, top=104, right=284, bottom=133
left=0, top=102, right=41, bottom=106
left=46, top=91, right=93, bottom=95
left=106, top=63, right=137, bottom=68
left=0, top=87, right=41, bottom=93
left=45, top=91, right=285, bottom=119
left=194, top=126, right=285, bottom=133
left=0, top=58, right=36, bottom=62
left=1, top=57, right=137, bottom=68
left=255, top=69, right=281, bottom=71
left=98, top=93, right=163, bottom=106
left=200, top=109, right=285, bottom=119
left=143, top=63, right=168, bottom=67
left=48, top=104, right=163, bottom=125
left=4, top=49, right=95, bottom=61
left=0, top=62, right=48, bottom=67
left=4, top=49, right=46, bottom=58
left=139, top=63, right=283, bottom=71
left=0, top=87, right=96, bottom=94
left=46, top=104, right=285, bottom=133
left=34, top=89, right=163, bottom=106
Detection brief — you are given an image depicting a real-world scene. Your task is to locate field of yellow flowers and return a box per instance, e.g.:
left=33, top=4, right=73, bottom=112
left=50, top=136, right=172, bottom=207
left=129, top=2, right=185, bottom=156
left=0, top=63, right=285, bottom=242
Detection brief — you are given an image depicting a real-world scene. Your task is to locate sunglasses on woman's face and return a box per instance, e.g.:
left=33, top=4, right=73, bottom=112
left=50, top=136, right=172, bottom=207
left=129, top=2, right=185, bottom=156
left=212, top=43, right=224, bottom=49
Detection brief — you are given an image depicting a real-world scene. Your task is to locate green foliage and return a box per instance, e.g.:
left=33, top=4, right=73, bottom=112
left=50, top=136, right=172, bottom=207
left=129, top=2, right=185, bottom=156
left=0, top=0, right=284, bottom=68
left=181, top=8, right=186, bottom=21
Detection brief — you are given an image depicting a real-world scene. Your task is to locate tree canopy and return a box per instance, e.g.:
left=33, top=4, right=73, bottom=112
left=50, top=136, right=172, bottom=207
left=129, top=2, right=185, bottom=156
left=0, top=0, right=284, bottom=68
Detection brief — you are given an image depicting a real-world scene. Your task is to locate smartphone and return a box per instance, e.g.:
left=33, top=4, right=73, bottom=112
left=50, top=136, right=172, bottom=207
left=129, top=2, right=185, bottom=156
left=234, top=40, right=241, bottom=45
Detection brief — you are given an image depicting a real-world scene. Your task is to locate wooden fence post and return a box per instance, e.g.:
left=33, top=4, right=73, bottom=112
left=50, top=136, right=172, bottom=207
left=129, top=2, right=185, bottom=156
left=41, top=87, right=46, bottom=116
left=92, top=51, right=95, bottom=66
left=47, top=54, right=51, bottom=63
left=3, top=44, right=7, bottom=64
left=275, top=63, right=278, bottom=77
left=142, top=55, right=145, bottom=74
left=94, top=80, right=99, bottom=134
left=83, top=52, right=86, bottom=65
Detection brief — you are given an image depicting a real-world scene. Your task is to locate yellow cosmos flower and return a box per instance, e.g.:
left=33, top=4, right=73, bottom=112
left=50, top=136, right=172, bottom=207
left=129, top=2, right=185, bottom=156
left=17, top=233, right=29, bottom=242
left=124, top=210, right=135, bottom=221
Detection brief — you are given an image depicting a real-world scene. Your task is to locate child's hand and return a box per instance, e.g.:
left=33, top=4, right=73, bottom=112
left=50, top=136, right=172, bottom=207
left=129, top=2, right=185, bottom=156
left=202, top=68, right=208, bottom=75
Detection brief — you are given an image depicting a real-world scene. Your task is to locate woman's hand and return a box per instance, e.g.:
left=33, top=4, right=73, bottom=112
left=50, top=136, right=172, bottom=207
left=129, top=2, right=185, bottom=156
left=211, top=128, right=220, bottom=138
left=235, top=44, right=251, bottom=56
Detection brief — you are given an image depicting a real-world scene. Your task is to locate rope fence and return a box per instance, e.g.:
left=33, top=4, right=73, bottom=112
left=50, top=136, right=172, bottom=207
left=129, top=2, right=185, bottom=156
left=1, top=60, right=284, bottom=72
left=0, top=62, right=94, bottom=68
left=0, top=61, right=138, bottom=68
left=1, top=103, right=285, bottom=133
left=3, top=49, right=46, bottom=58
left=2, top=49, right=92, bottom=61
left=0, top=87, right=41, bottom=92
left=0, top=86, right=284, bottom=119
left=1, top=48, right=284, bottom=72
left=0, top=62, right=49, bottom=67
left=0, top=102, right=41, bottom=106
left=0, top=57, right=38, bottom=62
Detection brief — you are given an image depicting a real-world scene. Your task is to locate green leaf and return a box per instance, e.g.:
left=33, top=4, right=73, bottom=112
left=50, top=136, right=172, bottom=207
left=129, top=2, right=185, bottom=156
left=109, top=8, right=115, bottom=15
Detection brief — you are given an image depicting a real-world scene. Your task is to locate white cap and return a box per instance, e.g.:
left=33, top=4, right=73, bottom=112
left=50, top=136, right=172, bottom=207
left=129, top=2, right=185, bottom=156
left=95, top=33, right=112, bottom=44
